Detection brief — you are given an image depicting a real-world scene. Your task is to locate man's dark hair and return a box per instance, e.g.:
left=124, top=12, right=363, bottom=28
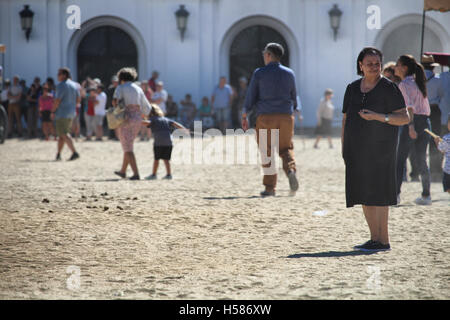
left=97, top=84, right=104, bottom=91
left=265, top=43, right=284, bottom=60
left=58, top=67, right=71, bottom=79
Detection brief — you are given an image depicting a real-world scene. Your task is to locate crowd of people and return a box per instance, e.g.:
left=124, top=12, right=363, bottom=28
left=0, top=69, right=263, bottom=142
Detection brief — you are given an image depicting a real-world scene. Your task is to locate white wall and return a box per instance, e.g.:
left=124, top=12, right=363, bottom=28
left=1, top=0, right=449, bottom=127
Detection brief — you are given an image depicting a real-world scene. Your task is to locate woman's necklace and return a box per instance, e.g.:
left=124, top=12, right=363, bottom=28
left=361, top=75, right=382, bottom=93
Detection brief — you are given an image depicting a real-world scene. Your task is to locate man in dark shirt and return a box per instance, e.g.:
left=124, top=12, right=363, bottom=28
left=242, top=43, right=299, bottom=197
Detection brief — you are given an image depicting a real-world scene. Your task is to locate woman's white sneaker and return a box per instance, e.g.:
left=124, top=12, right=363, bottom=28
left=414, top=196, right=432, bottom=205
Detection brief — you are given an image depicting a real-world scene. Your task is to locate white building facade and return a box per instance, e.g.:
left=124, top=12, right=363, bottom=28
left=0, top=0, right=449, bottom=126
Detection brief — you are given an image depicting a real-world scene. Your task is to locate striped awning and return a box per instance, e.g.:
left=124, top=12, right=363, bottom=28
left=424, top=0, right=450, bottom=11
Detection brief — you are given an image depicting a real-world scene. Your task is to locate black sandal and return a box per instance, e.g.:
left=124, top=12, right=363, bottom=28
left=114, top=171, right=126, bottom=179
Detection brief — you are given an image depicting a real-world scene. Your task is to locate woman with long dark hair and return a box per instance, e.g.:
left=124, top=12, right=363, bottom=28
left=342, top=47, right=409, bottom=251
left=395, top=55, right=432, bottom=205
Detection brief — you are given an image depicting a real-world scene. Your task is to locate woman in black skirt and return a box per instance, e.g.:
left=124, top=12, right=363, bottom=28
left=341, top=47, right=410, bottom=252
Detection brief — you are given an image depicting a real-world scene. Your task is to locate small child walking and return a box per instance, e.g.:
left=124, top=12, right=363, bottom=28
left=313, top=88, right=335, bottom=149
left=143, top=105, right=187, bottom=180
left=435, top=114, right=450, bottom=193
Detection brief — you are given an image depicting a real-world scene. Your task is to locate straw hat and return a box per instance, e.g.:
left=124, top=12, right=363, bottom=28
left=421, top=54, right=439, bottom=67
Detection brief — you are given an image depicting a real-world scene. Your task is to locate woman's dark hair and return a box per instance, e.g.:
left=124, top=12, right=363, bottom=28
left=398, top=55, right=427, bottom=98
left=46, top=77, right=55, bottom=90
left=357, top=47, right=383, bottom=76
left=117, top=67, right=138, bottom=82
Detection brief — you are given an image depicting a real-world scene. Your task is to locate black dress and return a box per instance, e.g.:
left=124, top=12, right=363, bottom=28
left=342, top=77, right=406, bottom=208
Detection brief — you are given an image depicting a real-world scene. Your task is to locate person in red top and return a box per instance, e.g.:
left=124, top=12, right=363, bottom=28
left=84, top=88, right=98, bottom=141
left=39, top=84, right=55, bottom=140
left=148, top=71, right=159, bottom=92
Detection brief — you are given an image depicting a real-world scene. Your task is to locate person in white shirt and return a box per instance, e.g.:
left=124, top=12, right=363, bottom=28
left=113, top=67, right=152, bottom=180
left=94, top=84, right=107, bottom=141
left=7, top=76, right=23, bottom=137
left=313, top=88, right=335, bottom=149
left=151, top=81, right=168, bottom=115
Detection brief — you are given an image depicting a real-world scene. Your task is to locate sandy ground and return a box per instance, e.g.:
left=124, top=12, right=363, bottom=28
left=0, top=135, right=449, bottom=300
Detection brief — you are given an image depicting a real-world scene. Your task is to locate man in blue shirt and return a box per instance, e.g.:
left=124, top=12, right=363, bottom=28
left=242, top=43, right=299, bottom=197
left=51, top=67, right=80, bottom=161
left=422, top=55, right=445, bottom=181
left=211, top=76, right=233, bottom=132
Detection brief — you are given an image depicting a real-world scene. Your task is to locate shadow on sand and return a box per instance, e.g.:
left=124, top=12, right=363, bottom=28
left=72, top=179, right=121, bottom=182
left=19, top=159, right=55, bottom=163
left=286, top=250, right=379, bottom=258
left=203, top=195, right=295, bottom=200
left=203, top=196, right=261, bottom=200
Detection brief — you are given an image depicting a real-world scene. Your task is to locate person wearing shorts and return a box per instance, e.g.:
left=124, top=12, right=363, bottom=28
left=55, top=118, right=73, bottom=137
left=143, top=105, right=186, bottom=180
left=154, top=145, right=173, bottom=161
left=52, top=67, right=80, bottom=161
left=211, top=76, right=233, bottom=132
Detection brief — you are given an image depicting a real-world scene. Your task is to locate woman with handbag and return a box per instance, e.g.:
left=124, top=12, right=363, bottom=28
left=112, top=67, right=151, bottom=180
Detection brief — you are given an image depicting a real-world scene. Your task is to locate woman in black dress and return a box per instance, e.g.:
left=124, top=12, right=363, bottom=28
left=341, top=47, right=410, bottom=251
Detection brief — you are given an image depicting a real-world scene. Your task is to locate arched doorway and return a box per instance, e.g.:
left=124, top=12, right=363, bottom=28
left=229, top=25, right=289, bottom=88
left=374, top=14, right=450, bottom=64
left=77, top=26, right=138, bottom=87
left=381, top=24, right=442, bottom=63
